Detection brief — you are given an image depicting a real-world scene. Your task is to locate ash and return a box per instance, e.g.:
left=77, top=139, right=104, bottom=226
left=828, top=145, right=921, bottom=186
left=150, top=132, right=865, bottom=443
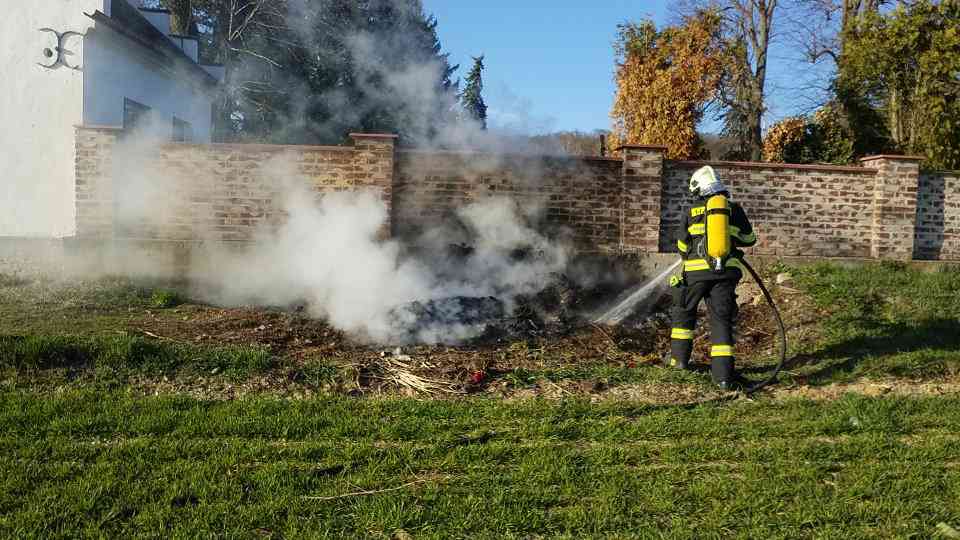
left=389, top=266, right=636, bottom=345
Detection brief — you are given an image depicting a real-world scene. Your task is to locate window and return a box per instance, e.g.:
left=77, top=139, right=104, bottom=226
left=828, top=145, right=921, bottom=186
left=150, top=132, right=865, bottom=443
left=122, top=98, right=151, bottom=134
left=173, top=117, right=193, bottom=143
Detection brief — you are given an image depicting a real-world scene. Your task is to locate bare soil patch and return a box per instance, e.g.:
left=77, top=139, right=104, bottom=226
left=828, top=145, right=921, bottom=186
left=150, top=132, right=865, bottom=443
left=110, top=278, right=847, bottom=403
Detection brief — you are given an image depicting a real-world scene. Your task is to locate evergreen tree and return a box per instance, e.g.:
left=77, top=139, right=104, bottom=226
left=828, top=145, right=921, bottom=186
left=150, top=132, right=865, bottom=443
left=165, top=0, right=459, bottom=145
left=459, top=55, right=488, bottom=129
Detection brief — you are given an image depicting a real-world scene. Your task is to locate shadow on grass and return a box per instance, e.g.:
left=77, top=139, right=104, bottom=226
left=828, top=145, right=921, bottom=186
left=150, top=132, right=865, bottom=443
left=783, top=318, right=960, bottom=384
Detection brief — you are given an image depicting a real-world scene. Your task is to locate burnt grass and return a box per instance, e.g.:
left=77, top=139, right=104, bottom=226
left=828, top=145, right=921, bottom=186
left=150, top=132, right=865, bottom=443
left=0, top=266, right=788, bottom=400
left=1, top=261, right=959, bottom=400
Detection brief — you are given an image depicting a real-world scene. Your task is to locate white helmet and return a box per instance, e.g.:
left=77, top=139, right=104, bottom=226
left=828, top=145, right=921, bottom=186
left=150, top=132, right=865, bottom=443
left=689, top=166, right=726, bottom=198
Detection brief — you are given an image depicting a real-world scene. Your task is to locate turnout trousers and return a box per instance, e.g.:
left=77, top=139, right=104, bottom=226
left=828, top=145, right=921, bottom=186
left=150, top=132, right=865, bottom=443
left=669, top=275, right=740, bottom=383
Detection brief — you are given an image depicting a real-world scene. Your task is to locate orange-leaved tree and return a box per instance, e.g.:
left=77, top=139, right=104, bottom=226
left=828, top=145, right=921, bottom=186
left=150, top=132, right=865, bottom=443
left=609, top=10, right=727, bottom=160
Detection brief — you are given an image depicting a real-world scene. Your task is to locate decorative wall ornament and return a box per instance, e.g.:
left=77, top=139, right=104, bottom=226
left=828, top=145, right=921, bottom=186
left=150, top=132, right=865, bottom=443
left=38, top=28, right=83, bottom=71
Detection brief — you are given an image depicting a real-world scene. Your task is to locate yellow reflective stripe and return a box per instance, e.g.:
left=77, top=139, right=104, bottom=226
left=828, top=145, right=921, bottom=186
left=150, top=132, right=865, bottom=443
left=677, top=239, right=689, bottom=253
left=711, top=345, right=734, bottom=357
left=688, top=224, right=705, bottom=235
left=691, top=207, right=705, bottom=217
left=684, top=259, right=710, bottom=272
left=684, top=258, right=743, bottom=272
left=671, top=328, right=694, bottom=340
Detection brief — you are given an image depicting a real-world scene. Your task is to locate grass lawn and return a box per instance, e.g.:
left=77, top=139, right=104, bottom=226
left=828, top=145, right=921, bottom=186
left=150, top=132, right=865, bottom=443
left=4, top=391, right=960, bottom=538
left=788, top=261, right=960, bottom=383
left=2, top=262, right=960, bottom=537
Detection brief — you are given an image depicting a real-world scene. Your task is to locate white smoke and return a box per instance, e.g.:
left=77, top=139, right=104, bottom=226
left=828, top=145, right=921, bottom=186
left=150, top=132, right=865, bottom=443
left=40, top=0, right=603, bottom=344
left=448, top=198, right=568, bottom=297
left=256, top=0, right=559, bottom=153
left=199, top=185, right=429, bottom=341
left=191, top=179, right=571, bottom=343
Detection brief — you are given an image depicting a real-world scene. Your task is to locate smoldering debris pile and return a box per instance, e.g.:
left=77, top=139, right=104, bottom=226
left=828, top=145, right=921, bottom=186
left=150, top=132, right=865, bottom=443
left=387, top=250, right=652, bottom=345
left=387, top=286, right=581, bottom=344
left=509, top=272, right=583, bottom=337
left=183, top=190, right=660, bottom=346
left=390, top=296, right=505, bottom=342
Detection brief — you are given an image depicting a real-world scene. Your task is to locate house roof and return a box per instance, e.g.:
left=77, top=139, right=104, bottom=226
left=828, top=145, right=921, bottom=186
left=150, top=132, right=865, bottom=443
left=86, top=0, right=219, bottom=90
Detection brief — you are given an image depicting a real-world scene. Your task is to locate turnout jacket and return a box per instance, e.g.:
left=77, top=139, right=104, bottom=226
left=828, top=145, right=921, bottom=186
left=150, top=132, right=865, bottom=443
left=676, top=197, right=757, bottom=281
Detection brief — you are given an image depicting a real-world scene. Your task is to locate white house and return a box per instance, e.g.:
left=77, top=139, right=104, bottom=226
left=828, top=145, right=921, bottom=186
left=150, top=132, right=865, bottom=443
left=1, top=0, right=223, bottom=238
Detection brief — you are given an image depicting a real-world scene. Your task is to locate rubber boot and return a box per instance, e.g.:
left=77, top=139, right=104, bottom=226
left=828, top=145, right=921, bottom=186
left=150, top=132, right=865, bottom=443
left=712, top=357, right=742, bottom=391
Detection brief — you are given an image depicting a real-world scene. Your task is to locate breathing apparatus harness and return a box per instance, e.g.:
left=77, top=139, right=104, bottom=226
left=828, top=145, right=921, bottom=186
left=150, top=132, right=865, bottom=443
left=680, top=170, right=787, bottom=394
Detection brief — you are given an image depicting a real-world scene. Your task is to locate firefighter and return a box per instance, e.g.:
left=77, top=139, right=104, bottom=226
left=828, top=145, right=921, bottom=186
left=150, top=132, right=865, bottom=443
left=667, top=165, right=757, bottom=391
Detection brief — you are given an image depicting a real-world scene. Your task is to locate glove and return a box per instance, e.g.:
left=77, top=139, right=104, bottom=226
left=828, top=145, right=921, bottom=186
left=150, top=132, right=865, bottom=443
left=669, top=274, right=685, bottom=288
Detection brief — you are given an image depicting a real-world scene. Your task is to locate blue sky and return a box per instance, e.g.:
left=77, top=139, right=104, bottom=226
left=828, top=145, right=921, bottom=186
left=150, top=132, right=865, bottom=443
left=423, top=1, right=831, bottom=135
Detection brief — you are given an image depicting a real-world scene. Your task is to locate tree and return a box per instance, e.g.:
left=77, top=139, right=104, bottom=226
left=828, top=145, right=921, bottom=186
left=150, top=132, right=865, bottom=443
left=341, top=0, right=460, bottom=144
left=162, top=0, right=194, bottom=35
left=790, top=0, right=888, bottom=65
left=140, top=0, right=290, bottom=140
left=762, top=115, right=808, bottom=162
left=204, top=0, right=292, bottom=142
left=459, top=55, right=487, bottom=129
left=700, top=133, right=743, bottom=159
left=147, top=0, right=460, bottom=145
left=762, top=104, right=856, bottom=164
left=609, top=11, right=727, bottom=160
left=716, top=36, right=754, bottom=159
left=776, top=0, right=897, bottom=158
left=711, top=0, right=780, bottom=161
left=840, top=0, right=960, bottom=168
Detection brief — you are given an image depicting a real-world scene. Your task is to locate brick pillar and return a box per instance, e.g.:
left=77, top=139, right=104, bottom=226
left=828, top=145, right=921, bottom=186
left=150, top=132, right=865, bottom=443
left=861, top=154, right=923, bottom=260
left=74, top=126, right=120, bottom=238
left=619, top=145, right=666, bottom=255
left=350, top=133, right=398, bottom=237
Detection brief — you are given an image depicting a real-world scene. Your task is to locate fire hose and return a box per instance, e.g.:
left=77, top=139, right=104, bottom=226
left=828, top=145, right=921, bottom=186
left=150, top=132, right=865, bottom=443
left=740, top=258, right=787, bottom=394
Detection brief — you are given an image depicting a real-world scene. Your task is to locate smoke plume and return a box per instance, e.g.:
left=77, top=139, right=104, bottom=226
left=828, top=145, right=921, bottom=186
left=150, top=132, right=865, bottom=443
left=27, top=0, right=617, bottom=345
left=186, top=180, right=571, bottom=343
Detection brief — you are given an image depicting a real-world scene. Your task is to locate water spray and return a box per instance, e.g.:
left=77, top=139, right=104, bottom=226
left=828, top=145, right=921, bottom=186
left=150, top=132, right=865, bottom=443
left=591, top=260, right=681, bottom=326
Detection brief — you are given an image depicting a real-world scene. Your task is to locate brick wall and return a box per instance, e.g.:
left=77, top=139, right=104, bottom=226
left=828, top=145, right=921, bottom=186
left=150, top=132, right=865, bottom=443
left=75, top=126, right=119, bottom=238
left=393, top=151, right=623, bottom=252
left=662, top=161, right=881, bottom=257
left=75, top=129, right=395, bottom=242
left=73, top=127, right=954, bottom=261
left=916, top=170, right=960, bottom=260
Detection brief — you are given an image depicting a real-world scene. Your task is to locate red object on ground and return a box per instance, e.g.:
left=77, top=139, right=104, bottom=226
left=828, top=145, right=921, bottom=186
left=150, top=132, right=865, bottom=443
left=626, top=361, right=637, bottom=369
left=469, top=371, right=486, bottom=384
